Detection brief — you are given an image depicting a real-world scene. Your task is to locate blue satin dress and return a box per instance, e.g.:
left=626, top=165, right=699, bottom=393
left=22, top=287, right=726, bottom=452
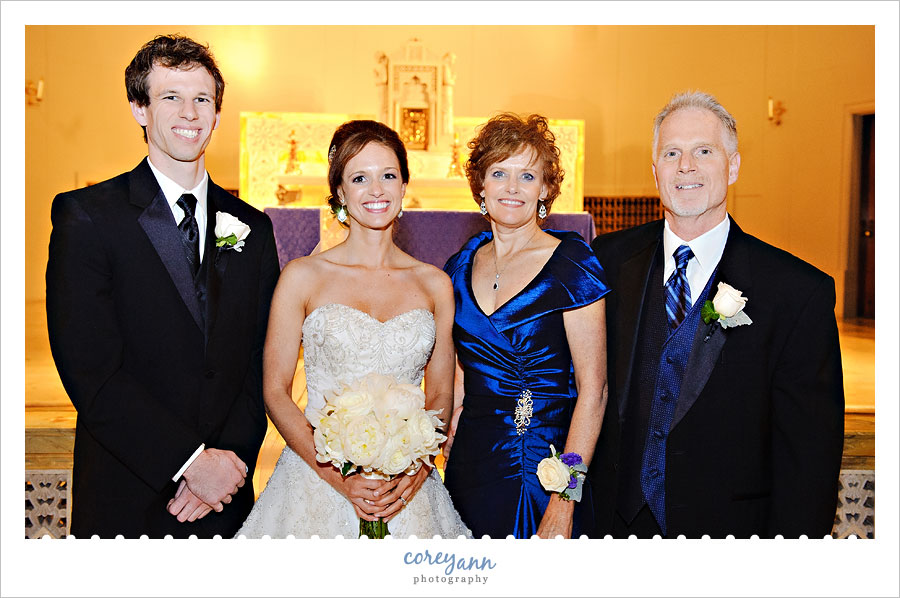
left=443, top=230, right=610, bottom=538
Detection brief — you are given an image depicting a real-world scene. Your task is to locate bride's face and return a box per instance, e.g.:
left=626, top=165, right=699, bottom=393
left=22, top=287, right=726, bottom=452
left=337, top=142, right=406, bottom=230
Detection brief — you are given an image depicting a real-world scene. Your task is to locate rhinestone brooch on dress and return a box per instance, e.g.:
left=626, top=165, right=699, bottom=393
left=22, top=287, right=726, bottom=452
left=514, top=388, right=533, bottom=436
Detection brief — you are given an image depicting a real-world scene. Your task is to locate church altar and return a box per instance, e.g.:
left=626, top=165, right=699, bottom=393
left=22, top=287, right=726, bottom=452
left=265, top=207, right=596, bottom=269
left=239, top=39, right=585, bottom=213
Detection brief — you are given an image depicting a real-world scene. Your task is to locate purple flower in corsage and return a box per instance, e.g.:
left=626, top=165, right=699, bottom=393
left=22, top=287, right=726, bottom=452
left=560, top=452, right=583, bottom=467
left=536, top=444, right=588, bottom=502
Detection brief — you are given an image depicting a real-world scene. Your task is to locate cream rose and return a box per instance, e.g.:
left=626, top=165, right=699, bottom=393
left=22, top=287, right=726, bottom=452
left=331, top=389, right=376, bottom=423
left=377, top=435, right=414, bottom=476
left=312, top=415, right=345, bottom=467
left=214, top=211, right=251, bottom=244
left=344, top=413, right=386, bottom=468
left=537, top=455, right=572, bottom=493
left=378, top=384, right=426, bottom=420
left=361, top=373, right=395, bottom=399
left=712, top=282, right=748, bottom=318
left=407, top=410, right=445, bottom=457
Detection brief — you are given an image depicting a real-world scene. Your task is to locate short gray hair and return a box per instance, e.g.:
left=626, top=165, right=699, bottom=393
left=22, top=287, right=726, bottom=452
left=652, top=90, right=738, bottom=155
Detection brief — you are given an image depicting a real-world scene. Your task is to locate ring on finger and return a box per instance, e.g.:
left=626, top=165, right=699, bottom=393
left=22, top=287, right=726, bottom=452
left=399, top=496, right=408, bottom=507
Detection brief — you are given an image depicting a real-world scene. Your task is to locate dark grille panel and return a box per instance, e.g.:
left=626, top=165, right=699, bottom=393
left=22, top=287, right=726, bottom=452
left=584, top=196, right=662, bottom=235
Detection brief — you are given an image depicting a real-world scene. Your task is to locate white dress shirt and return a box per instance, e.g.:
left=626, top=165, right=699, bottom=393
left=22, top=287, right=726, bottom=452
left=147, top=158, right=209, bottom=261
left=146, top=158, right=209, bottom=480
left=662, top=215, right=731, bottom=305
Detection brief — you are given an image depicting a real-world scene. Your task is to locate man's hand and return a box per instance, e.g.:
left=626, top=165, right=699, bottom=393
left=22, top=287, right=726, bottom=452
left=181, top=448, right=247, bottom=511
left=167, top=479, right=214, bottom=522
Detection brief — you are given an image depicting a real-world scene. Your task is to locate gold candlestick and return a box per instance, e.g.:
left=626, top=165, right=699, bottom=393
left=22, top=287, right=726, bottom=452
left=447, top=132, right=463, bottom=178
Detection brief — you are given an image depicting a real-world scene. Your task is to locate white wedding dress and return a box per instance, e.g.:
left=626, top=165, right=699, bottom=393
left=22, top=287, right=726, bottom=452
left=235, top=303, right=471, bottom=539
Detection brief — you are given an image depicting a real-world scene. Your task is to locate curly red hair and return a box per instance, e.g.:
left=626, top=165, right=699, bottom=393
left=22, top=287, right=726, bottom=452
left=465, top=113, right=564, bottom=216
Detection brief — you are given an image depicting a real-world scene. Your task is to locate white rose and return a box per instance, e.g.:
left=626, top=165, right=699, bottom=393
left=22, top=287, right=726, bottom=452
left=377, top=435, right=414, bottom=476
left=331, top=389, right=376, bottom=423
left=305, top=405, right=325, bottom=428
left=536, top=456, right=572, bottom=493
left=214, top=211, right=251, bottom=243
left=407, top=410, right=441, bottom=456
left=312, top=414, right=345, bottom=467
left=360, top=373, right=395, bottom=398
left=712, top=282, right=748, bottom=318
left=378, top=384, right=426, bottom=420
left=344, top=413, right=386, bottom=468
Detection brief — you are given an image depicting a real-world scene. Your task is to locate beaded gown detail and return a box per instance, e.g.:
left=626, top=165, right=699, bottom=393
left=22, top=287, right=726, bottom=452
left=443, top=231, right=610, bottom=538
left=236, top=303, right=471, bottom=538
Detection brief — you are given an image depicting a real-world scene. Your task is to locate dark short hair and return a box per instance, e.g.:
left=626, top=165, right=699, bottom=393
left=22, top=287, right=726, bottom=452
left=326, top=120, right=410, bottom=226
left=125, top=35, right=225, bottom=141
left=465, top=113, right=564, bottom=218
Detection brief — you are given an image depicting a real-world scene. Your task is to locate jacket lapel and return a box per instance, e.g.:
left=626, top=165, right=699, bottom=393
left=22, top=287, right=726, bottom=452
left=133, top=160, right=204, bottom=331
left=203, top=182, right=232, bottom=345
left=615, top=225, right=662, bottom=421
left=671, top=220, right=752, bottom=430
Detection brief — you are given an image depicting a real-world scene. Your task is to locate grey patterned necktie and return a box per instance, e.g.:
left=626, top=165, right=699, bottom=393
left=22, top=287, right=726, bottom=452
left=176, top=193, right=200, bottom=277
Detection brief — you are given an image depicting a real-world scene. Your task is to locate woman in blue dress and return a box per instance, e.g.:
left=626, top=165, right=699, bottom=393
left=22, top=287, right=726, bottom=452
left=443, top=113, right=610, bottom=539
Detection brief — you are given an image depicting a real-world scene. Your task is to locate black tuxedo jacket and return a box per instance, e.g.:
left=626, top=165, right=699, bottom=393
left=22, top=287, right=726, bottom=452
left=46, top=159, right=280, bottom=538
left=589, top=219, right=844, bottom=538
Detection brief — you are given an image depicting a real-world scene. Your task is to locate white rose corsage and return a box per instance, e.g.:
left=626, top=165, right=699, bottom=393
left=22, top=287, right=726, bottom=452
left=214, top=211, right=251, bottom=252
left=536, top=445, right=587, bottom=502
left=702, top=282, right=753, bottom=329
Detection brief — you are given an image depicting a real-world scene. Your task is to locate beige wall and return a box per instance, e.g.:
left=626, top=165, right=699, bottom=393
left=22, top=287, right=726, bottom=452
left=25, top=25, right=874, bottom=315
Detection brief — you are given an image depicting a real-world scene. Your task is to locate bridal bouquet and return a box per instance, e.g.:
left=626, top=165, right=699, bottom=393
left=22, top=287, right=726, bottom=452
left=306, top=373, right=446, bottom=539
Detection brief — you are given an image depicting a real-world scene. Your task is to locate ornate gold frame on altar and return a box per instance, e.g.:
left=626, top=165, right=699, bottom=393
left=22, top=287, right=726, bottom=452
left=239, top=111, right=585, bottom=213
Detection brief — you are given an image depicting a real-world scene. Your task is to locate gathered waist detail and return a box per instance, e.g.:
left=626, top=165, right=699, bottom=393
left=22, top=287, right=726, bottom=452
left=461, top=392, right=575, bottom=431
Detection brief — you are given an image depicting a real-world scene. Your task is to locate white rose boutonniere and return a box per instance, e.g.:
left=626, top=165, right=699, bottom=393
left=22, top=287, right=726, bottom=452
left=214, top=211, right=251, bottom=252
left=702, top=282, right=753, bottom=329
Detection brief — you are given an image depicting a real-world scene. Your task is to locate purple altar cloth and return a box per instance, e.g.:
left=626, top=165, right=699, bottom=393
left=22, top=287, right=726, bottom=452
left=264, top=207, right=596, bottom=270
left=266, top=207, right=322, bottom=269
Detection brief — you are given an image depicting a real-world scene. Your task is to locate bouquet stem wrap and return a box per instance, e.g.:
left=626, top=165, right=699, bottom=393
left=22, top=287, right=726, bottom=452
left=359, top=518, right=390, bottom=539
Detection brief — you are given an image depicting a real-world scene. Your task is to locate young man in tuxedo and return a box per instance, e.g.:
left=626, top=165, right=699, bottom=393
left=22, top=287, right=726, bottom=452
left=589, top=91, right=844, bottom=538
left=46, top=35, right=280, bottom=538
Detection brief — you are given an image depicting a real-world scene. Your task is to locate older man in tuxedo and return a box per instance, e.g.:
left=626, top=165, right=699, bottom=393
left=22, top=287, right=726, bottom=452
left=46, top=35, right=280, bottom=537
left=589, top=91, right=844, bottom=538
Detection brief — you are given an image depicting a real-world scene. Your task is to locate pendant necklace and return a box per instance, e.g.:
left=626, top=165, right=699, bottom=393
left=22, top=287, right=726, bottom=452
left=491, top=228, right=540, bottom=291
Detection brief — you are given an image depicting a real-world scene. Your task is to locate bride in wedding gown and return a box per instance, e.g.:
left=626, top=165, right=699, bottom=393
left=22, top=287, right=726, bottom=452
left=236, top=120, right=470, bottom=539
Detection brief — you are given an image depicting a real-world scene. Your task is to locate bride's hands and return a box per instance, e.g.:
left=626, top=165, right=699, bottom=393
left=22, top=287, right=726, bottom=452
left=338, top=474, right=389, bottom=522
left=370, top=465, right=431, bottom=522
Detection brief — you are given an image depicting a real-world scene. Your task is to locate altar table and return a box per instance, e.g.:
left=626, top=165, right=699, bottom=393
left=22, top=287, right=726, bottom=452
left=264, top=207, right=596, bottom=270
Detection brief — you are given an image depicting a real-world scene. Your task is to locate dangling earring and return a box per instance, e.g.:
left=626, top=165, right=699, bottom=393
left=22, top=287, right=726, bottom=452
left=480, top=200, right=487, bottom=216
left=538, top=200, right=547, bottom=219
left=336, top=202, right=348, bottom=223
left=397, top=206, right=404, bottom=218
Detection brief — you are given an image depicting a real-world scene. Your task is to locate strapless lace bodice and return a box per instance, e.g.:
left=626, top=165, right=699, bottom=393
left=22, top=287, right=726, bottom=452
left=236, top=301, right=471, bottom=539
left=301, top=303, right=436, bottom=411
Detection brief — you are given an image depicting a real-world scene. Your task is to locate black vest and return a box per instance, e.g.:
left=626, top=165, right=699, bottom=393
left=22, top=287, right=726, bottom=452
left=617, top=248, right=668, bottom=522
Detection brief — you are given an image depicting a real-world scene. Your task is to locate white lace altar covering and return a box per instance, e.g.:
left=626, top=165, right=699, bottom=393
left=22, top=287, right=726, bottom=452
left=235, top=303, right=471, bottom=539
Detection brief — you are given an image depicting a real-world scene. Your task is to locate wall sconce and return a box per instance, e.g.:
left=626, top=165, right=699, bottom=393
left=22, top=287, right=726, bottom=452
left=26, top=79, right=44, bottom=106
left=768, top=97, right=785, bottom=126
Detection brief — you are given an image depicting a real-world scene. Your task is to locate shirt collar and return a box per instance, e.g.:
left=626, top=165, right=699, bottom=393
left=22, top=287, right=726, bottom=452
left=146, top=157, right=209, bottom=216
left=663, top=214, right=731, bottom=273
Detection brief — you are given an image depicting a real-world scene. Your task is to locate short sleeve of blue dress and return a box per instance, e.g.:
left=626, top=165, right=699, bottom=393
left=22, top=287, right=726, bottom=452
left=443, top=229, right=610, bottom=538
